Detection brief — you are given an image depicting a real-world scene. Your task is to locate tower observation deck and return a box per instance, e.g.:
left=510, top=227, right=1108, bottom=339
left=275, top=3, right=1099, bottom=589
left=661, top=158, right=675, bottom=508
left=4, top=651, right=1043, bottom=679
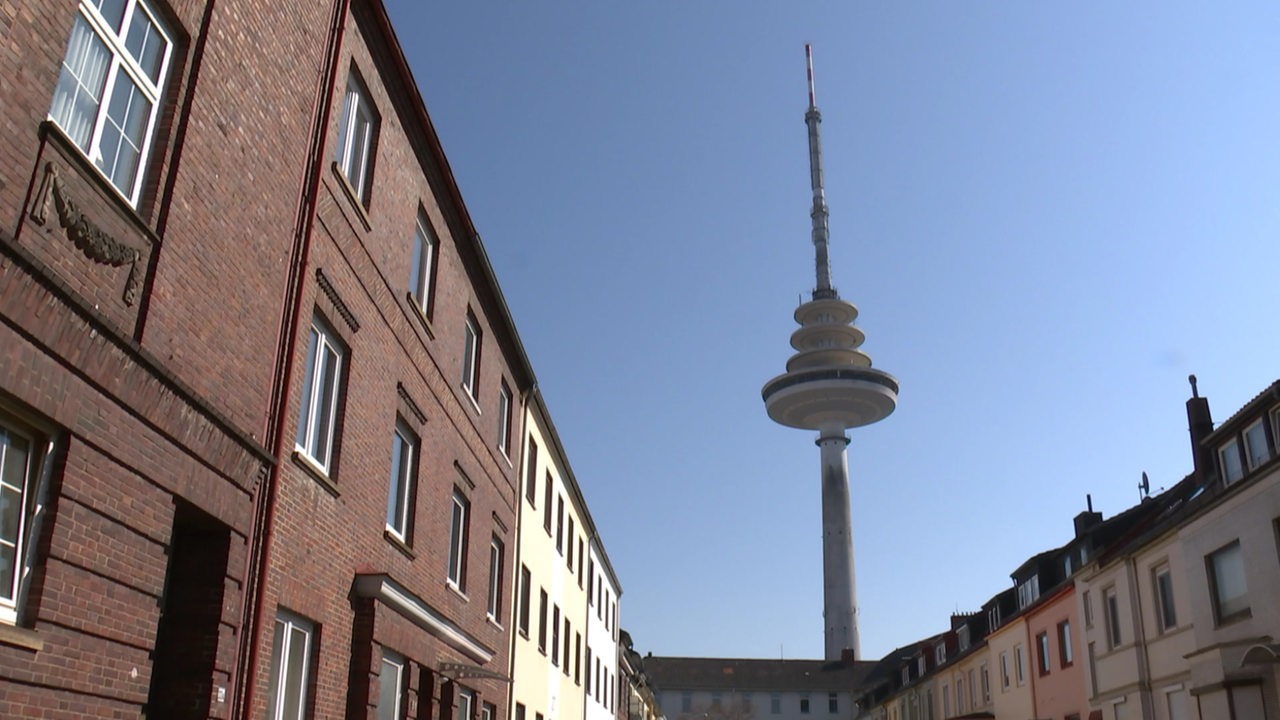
left=760, top=45, right=898, bottom=663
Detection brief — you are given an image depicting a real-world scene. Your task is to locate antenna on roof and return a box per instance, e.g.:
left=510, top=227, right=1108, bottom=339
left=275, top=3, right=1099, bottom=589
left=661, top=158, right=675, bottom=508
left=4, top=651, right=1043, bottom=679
left=1139, top=472, right=1150, bottom=500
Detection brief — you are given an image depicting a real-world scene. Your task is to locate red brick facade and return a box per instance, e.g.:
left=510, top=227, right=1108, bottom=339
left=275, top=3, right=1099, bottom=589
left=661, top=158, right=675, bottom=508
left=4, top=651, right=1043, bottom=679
left=0, top=0, right=533, bottom=717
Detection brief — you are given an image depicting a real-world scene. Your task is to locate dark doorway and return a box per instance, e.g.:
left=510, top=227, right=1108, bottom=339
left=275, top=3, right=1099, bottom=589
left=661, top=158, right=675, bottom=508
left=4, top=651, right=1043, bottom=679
left=145, top=499, right=232, bottom=718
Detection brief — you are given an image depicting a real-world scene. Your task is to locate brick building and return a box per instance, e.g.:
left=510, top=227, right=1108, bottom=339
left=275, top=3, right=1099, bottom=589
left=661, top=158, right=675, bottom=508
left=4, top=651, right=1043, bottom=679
left=0, top=0, right=536, bottom=718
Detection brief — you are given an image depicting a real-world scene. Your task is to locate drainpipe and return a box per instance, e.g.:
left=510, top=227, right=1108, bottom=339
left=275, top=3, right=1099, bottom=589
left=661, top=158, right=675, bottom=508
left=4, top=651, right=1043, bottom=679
left=231, top=0, right=350, bottom=716
left=1123, top=557, right=1155, bottom=719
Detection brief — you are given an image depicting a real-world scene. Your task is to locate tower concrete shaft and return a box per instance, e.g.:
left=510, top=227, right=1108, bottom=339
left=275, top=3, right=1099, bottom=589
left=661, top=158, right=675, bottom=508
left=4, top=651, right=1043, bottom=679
left=761, top=45, right=897, bottom=663
left=819, top=425, right=858, bottom=661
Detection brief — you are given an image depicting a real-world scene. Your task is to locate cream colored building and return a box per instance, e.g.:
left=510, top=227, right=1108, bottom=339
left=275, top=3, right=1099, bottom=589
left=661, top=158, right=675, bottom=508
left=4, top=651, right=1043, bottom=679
left=510, top=392, right=599, bottom=720
left=985, top=604, right=1034, bottom=720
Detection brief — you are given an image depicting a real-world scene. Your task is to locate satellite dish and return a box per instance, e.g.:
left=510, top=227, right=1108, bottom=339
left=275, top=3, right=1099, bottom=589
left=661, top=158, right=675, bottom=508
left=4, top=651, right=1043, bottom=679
left=1139, top=472, right=1150, bottom=499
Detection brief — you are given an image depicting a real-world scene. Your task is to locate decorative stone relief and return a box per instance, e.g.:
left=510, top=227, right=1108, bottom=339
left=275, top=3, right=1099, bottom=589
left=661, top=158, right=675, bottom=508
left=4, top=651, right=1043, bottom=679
left=30, top=162, right=143, bottom=306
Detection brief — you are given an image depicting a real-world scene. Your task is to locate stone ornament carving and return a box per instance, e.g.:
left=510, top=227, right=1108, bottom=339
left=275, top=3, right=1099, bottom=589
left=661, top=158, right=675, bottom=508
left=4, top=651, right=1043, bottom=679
left=30, top=162, right=143, bottom=306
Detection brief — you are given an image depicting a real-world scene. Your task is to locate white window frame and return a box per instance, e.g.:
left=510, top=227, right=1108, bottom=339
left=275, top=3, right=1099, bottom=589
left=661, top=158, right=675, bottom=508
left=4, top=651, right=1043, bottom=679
left=0, top=419, right=55, bottom=625
left=1014, top=644, right=1026, bottom=685
left=1036, top=632, right=1050, bottom=676
left=50, top=0, right=173, bottom=205
left=1058, top=620, right=1073, bottom=667
left=999, top=652, right=1010, bottom=689
left=1104, top=586, right=1122, bottom=648
left=295, top=315, right=344, bottom=475
left=409, top=211, right=439, bottom=319
left=481, top=702, right=495, bottom=720
left=1219, top=437, right=1244, bottom=485
left=385, top=420, right=416, bottom=542
left=1207, top=540, right=1249, bottom=623
left=935, top=643, right=946, bottom=664
left=1154, top=564, right=1177, bottom=631
left=461, top=312, right=481, bottom=401
left=267, top=611, right=314, bottom=720
left=458, top=687, right=475, bottom=720
left=1243, top=419, right=1269, bottom=470
left=336, top=71, right=376, bottom=203
left=497, top=381, right=512, bottom=456
left=487, top=535, right=504, bottom=623
left=377, top=651, right=405, bottom=720
left=447, top=488, right=470, bottom=591
left=981, top=663, right=990, bottom=702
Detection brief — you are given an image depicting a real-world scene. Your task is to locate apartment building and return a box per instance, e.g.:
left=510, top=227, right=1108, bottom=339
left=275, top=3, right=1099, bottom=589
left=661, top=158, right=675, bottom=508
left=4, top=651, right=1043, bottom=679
left=0, top=0, right=334, bottom=714
left=511, top=392, right=599, bottom=720
left=647, top=657, right=871, bottom=720
left=587, top=529, right=624, bottom=720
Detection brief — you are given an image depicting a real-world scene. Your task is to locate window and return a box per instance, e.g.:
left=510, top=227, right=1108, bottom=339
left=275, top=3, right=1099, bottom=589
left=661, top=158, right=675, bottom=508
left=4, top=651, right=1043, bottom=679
left=1208, top=541, right=1249, bottom=623
left=409, top=212, right=438, bottom=319
left=925, top=689, right=934, bottom=720
left=266, top=611, right=314, bottom=720
left=1017, top=575, right=1040, bottom=609
left=743, top=693, right=753, bottom=712
left=497, top=382, right=512, bottom=455
left=957, top=678, right=965, bottom=712
left=917, top=656, right=926, bottom=676
left=941, top=685, right=950, bottom=718
left=1082, top=589, right=1093, bottom=628
left=770, top=693, right=781, bottom=714
left=578, top=538, right=585, bottom=586
left=1219, top=438, right=1244, bottom=485
left=461, top=312, right=482, bottom=401
left=575, top=632, right=582, bottom=684
left=800, top=696, right=810, bottom=714
left=957, top=625, right=970, bottom=651
left=0, top=421, right=49, bottom=624
left=586, top=647, right=593, bottom=695
left=1014, top=644, right=1025, bottom=685
left=1154, top=565, right=1177, bottom=631
left=987, top=606, right=1000, bottom=631
left=447, top=489, right=470, bottom=591
left=999, top=651, right=1010, bottom=689
left=935, top=643, right=946, bottom=665
left=295, top=315, right=345, bottom=474
left=518, top=565, right=531, bottom=636
left=1036, top=632, right=1050, bottom=676
left=458, top=688, right=474, bottom=720
left=1057, top=620, right=1073, bottom=667
left=543, top=472, right=553, bottom=533
left=482, top=703, right=495, bottom=720
left=1104, top=587, right=1122, bottom=648
left=901, top=666, right=910, bottom=686
left=555, top=495, right=564, bottom=554
left=50, top=0, right=173, bottom=204
left=385, top=421, right=416, bottom=542
left=967, top=669, right=975, bottom=708
left=681, top=692, right=692, bottom=712
left=515, top=703, right=525, bottom=720
left=551, top=605, right=560, bottom=666
left=1244, top=420, right=1270, bottom=470
left=981, top=663, right=990, bottom=702
left=588, top=559, right=595, bottom=605
left=335, top=71, right=376, bottom=203
left=487, top=536, right=504, bottom=622
left=377, top=651, right=405, bottom=720
left=537, top=588, right=548, bottom=653
left=525, top=439, right=538, bottom=506
left=562, top=617, right=570, bottom=676
left=567, top=517, right=575, bottom=569
left=828, top=693, right=838, bottom=713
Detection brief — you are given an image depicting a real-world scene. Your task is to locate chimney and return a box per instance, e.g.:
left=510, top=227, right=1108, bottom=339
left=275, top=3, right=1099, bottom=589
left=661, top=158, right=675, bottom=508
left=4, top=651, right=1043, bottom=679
left=1186, top=374, right=1215, bottom=482
left=840, top=648, right=856, bottom=664
left=1074, top=494, right=1103, bottom=538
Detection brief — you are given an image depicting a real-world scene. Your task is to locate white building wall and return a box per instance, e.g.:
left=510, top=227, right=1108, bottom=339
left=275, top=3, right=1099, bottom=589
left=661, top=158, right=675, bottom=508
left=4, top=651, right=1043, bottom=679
left=586, top=541, right=622, bottom=720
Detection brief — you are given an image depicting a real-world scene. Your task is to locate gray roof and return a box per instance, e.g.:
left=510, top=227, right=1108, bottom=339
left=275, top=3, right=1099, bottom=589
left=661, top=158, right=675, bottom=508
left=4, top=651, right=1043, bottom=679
left=644, top=657, right=874, bottom=694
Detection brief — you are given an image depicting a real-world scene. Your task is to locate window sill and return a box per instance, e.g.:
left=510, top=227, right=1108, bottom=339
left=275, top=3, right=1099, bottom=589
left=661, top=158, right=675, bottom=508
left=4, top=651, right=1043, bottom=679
left=486, top=615, right=503, bottom=631
left=1215, top=607, right=1252, bottom=628
left=446, top=581, right=469, bottom=603
left=384, top=529, right=415, bottom=559
left=518, top=629, right=529, bottom=640
left=331, top=162, right=372, bottom=232
left=0, top=623, right=43, bottom=652
left=292, top=450, right=339, bottom=497
left=462, top=386, right=482, bottom=415
left=406, top=292, right=435, bottom=340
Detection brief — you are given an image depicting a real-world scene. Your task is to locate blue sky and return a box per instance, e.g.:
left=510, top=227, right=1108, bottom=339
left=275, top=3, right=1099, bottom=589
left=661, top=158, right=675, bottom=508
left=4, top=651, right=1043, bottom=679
left=383, top=1, right=1280, bottom=661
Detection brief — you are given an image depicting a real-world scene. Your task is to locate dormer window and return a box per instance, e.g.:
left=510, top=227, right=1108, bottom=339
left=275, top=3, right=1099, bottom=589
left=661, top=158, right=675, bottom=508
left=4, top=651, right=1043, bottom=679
left=1219, top=438, right=1244, bottom=485
left=917, top=656, right=926, bottom=676
left=935, top=644, right=946, bottom=664
left=1017, top=575, right=1040, bottom=609
left=1243, top=419, right=1270, bottom=471
left=957, top=626, right=970, bottom=651
left=987, top=606, right=1001, bottom=631
left=901, top=667, right=910, bottom=686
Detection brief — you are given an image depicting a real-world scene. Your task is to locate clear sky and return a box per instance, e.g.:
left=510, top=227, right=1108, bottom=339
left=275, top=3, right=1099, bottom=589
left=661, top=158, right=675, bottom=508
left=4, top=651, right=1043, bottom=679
left=382, top=1, right=1280, bottom=662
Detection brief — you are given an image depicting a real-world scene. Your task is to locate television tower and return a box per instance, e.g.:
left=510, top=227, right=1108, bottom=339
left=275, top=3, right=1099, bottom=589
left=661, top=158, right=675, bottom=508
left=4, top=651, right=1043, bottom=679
left=761, top=45, right=898, bottom=662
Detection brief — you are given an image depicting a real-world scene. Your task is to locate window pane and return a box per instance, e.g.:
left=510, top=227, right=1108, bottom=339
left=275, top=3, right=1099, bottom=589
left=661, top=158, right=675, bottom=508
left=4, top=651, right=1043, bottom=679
left=1244, top=422, right=1269, bottom=469
left=1157, top=571, right=1176, bottom=628
left=97, top=73, right=150, bottom=195
left=387, top=428, right=411, bottom=534
left=265, top=619, right=286, bottom=718
left=282, top=624, right=309, bottom=720
left=50, top=17, right=111, bottom=149
left=295, top=327, right=319, bottom=445
left=377, top=656, right=403, bottom=720
left=311, top=341, right=340, bottom=467
left=1220, top=440, right=1244, bottom=484
left=124, top=7, right=166, bottom=84
left=93, top=0, right=127, bottom=31
left=1211, top=543, right=1248, bottom=618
